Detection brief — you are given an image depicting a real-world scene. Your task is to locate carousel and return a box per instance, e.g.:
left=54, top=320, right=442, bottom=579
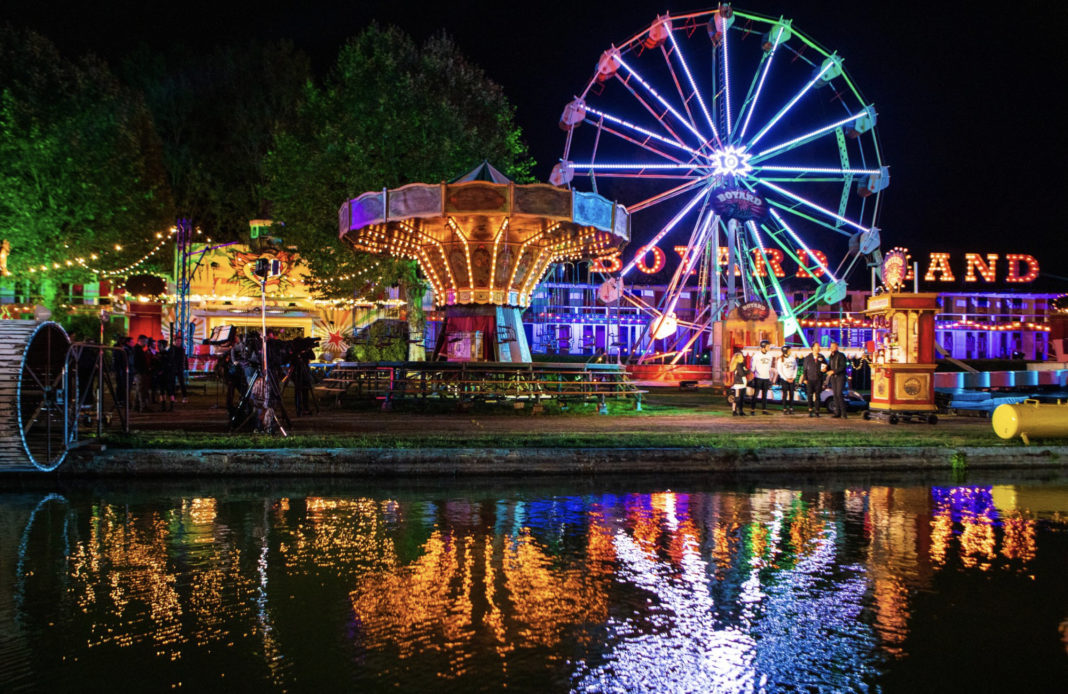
left=339, top=162, right=630, bottom=362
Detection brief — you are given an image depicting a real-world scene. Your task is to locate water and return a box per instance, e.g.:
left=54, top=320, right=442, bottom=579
left=1, top=474, right=1066, bottom=693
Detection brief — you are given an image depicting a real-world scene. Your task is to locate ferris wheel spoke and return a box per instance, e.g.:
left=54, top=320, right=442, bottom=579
left=756, top=165, right=880, bottom=177
left=584, top=106, right=701, bottom=158
left=623, top=86, right=701, bottom=152
left=628, top=178, right=711, bottom=217
left=746, top=221, right=793, bottom=320
left=737, top=24, right=787, bottom=141
left=721, top=24, right=733, bottom=137
left=660, top=46, right=701, bottom=141
left=586, top=122, right=697, bottom=166
left=758, top=179, right=867, bottom=234
left=666, top=30, right=721, bottom=146
left=766, top=208, right=838, bottom=282
left=615, top=54, right=708, bottom=145
left=747, top=59, right=836, bottom=149
left=570, top=162, right=701, bottom=172
left=768, top=198, right=857, bottom=239
left=751, top=111, right=867, bottom=163
left=572, top=172, right=705, bottom=181
left=620, top=188, right=709, bottom=277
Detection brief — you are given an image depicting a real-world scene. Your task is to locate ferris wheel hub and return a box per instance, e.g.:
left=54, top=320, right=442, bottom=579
left=709, top=145, right=752, bottom=178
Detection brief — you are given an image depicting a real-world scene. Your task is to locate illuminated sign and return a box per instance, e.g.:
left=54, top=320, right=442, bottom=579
left=598, top=246, right=1040, bottom=283
left=709, top=187, right=769, bottom=222
left=737, top=300, right=771, bottom=321
left=882, top=250, right=907, bottom=290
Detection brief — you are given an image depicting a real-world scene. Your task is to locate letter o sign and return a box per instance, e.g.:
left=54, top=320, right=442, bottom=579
left=635, top=245, right=666, bottom=274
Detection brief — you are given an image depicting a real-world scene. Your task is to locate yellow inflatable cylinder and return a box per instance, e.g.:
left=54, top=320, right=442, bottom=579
left=992, top=399, right=1068, bottom=445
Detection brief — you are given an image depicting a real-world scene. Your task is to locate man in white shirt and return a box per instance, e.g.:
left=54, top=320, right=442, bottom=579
left=776, top=345, right=800, bottom=414
left=750, top=340, right=775, bottom=415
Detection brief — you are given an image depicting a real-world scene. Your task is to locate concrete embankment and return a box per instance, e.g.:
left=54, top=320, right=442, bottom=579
left=56, top=445, right=1067, bottom=477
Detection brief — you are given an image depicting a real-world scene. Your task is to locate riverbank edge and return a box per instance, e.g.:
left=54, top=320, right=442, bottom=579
left=46, top=445, right=1067, bottom=477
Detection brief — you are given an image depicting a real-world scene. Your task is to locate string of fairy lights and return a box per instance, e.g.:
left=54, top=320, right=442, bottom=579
left=24, top=225, right=206, bottom=278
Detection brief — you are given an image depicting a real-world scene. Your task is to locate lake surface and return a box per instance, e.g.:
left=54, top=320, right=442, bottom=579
left=1, top=473, right=1066, bottom=692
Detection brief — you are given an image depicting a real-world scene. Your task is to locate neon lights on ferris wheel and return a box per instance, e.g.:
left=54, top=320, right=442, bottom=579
left=620, top=188, right=709, bottom=277
left=584, top=105, right=702, bottom=157
left=768, top=208, right=838, bottom=282
left=738, top=24, right=785, bottom=141
left=571, top=163, right=699, bottom=170
left=758, top=165, right=882, bottom=175
left=747, top=60, right=834, bottom=148
left=615, top=55, right=707, bottom=145
left=721, top=23, right=733, bottom=137
left=747, top=221, right=792, bottom=317
left=753, top=111, right=867, bottom=161
left=758, top=179, right=870, bottom=234
left=667, top=30, right=720, bottom=145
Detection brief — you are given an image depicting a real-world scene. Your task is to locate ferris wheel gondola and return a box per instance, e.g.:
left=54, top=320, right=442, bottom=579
left=554, top=4, right=888, bottom=361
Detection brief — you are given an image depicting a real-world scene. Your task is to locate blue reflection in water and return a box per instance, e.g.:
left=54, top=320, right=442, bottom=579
left=931, top=486, right=997, bottom=523
left=571, top=493, right=880, bottom=693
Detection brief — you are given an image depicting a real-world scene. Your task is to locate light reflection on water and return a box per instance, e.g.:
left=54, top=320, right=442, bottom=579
left=1, top=478, right=1066, bottom=692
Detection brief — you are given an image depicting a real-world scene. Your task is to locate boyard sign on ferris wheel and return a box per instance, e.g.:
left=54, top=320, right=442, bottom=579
left=710, top=188, right=770, bottom=223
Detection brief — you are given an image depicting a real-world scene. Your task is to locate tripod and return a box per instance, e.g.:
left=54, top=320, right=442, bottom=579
left=229, top=364, right=291, bottom=434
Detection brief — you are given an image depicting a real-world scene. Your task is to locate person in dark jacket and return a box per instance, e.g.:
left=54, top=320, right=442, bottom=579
left=172, top=331, right=188, bottom=404
left=800, top=343, right=828, bottom=417
left=826, top=341, right=849, bottom=418
left=113, top=336, right=132, bottom=407
left=156, top=339, right=176, bottom=411
left=132, top=335, right=151, bottom=413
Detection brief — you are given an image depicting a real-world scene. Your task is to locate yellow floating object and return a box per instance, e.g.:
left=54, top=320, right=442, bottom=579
left=992, top=399, right=1068, bottom=445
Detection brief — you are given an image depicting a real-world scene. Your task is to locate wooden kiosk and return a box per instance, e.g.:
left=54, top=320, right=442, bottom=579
left=862, top=291, right=941, bottom=424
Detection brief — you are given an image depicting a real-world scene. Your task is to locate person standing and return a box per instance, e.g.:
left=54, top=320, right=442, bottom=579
left=132, top=335, right=151, bottom=413
left=750, top=340, right=774, bottom=415
left=113, top=335, right=132, bottom=408
left=777, top=345, right=800, bottom=414
left=800, top=343, right=828, bottom=417
left=156, top=339, right=176, bottom=411
left=827, top=341, right=849, bottom=418
left=727, top=349, right=749, bottom=416
left=172, top=331, right=188, bottom=404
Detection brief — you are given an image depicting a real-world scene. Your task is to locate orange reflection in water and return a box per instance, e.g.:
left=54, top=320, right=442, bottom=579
left=1000, top=512, right=1037, bottom=564
left=348, top=510, right=615, bottom=680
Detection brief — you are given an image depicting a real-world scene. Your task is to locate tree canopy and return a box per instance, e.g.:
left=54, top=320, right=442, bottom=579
left=0, top=24, right=173, bottom=284
left=263, top=24, right=534, bottom=300
left=121, top=41, right=311, bottom=241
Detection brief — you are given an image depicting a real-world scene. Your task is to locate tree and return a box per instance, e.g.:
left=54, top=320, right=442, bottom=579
left=120, top=41, right=311, bottom=240
left=263, top=24, right=534, bottom=302
left=0, top=24, right=173, bottom=293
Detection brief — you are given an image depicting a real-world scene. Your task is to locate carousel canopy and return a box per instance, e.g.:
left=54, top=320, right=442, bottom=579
left=338, top=163, right=629, bottom=308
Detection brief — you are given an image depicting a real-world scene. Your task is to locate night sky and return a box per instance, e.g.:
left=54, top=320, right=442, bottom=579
left=3, top=0, right=1065, bottom=276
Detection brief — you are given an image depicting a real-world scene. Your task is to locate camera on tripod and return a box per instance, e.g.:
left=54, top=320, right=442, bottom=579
left=253, top=258, right=282, bottom=279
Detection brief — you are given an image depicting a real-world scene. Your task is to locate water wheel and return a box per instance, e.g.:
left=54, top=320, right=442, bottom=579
left=0, top=320, right=74, bottom=471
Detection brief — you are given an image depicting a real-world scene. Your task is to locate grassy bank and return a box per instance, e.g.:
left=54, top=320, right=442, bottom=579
left=103, top=428, right=1061, bottom=451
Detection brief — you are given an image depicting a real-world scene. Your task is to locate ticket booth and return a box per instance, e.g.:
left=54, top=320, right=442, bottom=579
left=863, top=292, right=940, bottom=424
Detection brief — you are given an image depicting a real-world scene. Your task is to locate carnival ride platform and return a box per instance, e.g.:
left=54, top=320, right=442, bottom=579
left=315, top=361, right=645, bottom=410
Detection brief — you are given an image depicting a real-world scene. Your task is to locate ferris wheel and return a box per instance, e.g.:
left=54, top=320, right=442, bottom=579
left=553, top=4, right=888, bottom=361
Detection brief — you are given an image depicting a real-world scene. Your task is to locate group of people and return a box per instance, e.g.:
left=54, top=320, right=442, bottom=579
left=728, top=340, right=852, bottom=418
left=112, top=333, right=188, bottom=413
